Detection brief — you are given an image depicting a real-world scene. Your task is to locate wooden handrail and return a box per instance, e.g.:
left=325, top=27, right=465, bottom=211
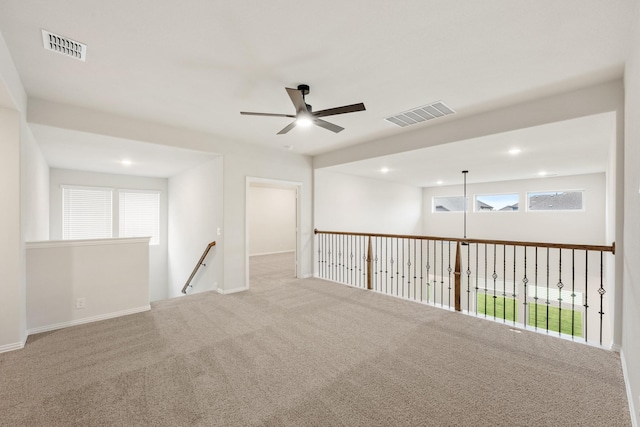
left=314, top=229, right=615, bottom=254
left=181, top=241, right=216, bottom=294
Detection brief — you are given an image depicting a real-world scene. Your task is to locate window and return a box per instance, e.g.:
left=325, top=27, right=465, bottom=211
left=62, top=186, right=113, bottom=240
left=62, top=185, right=160, bottom=244
left=475, top=193, right=519, bottom=212
left=119, top=190, right=160, bottom=245
left=528, top=191, right=583, bottom=211
left=433, top=196, right=466, bottom=212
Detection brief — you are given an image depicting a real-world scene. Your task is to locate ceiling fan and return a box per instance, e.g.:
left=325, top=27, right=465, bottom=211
left=240, top=84, right=365, bottom=134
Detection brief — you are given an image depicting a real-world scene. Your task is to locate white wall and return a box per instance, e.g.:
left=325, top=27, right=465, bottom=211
left=422, top=173, right=607, bottom=244
left=28, top=101, right=315, bottom=293
left=0, top=107, right=25, bottom=352
left=315, top=169, right=423, bottom=235
left=49, top=168, right=169, bottom=301
left=248, top=186, right=296, bottom=255
left=168, top=157, right=223, bottom=298
left=26, top=238, right=150, bottom=333
left=623, top=5, right=640, bottom=424
left=21, top=123, right=49, bottom=242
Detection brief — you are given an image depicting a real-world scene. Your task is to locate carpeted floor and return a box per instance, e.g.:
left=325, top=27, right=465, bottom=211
left=0, top=253, right=631, bottom=426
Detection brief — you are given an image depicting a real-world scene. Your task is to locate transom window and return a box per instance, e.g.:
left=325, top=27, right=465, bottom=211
left=528, top=191, right=583, bottom=211
left=475, top=193, right=519, bottom=212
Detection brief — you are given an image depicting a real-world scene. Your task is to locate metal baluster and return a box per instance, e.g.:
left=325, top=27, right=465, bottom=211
left=546, top=248, right=550, bottom=332
left=432, top=240, right=437, bottom=305
left=390, top=238, right=397, bottom=295
left=396, top=238, right=400, bottom=297
left=420, top=240, right=424, bottom=302
left=440, top=240, right=444, bottom=307
left=512, top=245, right=516, bottom=325
left=599, top=251, right=605, bottom=346
left=402, top=238, right=406, bottom=298
left=483, top=243, right=488, bottom=317
left=492, top=244, right=497, bottom=320
left=466, top=243, right=471, bottom=312
left=448, top=241, right=452, bottom=308
left=534, top=247, right=538, bottom=330
left=523, top=247, right=529, bottom=329
left=413, top=240, right=417, bottom=300
left=571, top=249, right=575, bottom=338
left=557, top=249, right=563, bottom=336
left=585, top=251, right=589, bottom=342
left=475, top=243, right=479, bottom=315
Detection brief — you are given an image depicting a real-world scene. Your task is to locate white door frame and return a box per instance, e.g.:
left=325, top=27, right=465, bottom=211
left=245, top=176, right=302, bottom=289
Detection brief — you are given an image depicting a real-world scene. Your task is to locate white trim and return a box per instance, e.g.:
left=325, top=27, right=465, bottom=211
left=217, top=286, right=248, bottom=295
left=621, top=349, right=638, bottom=427
left=60, top=184, right=114, bottom=191
left=302, top=273, right=313, bottom=279
left=26, top=305, right=151, bottom=335
left=250, top=250, right=295, bottom=257
left=0, top=339, right=26, bottom=354
left=26, top=237, right=150, bottom=249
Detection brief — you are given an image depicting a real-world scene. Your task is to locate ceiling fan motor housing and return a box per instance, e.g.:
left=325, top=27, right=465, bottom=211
left=297, top=84, right=310, bottom=96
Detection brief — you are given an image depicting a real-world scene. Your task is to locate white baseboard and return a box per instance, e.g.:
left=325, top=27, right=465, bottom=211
left=621, top=349, right=638, bottom=427
left=0, top=339, right=26, bottom=354
left=250, top=250, right=295, bottom=257
left=302, top=273, right=313, bottom=279
left=27, top=305, right=151, bottom=336
left=217, top=286, right=248, bottom=295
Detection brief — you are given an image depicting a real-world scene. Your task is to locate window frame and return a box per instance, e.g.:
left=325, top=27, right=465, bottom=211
left=473, top=192, right=520, bottom=213
left=526, top=189, right=585, bottom=212
left=118, top=188, right=161, bottom=246
left=432, top=195, right=467, bottom=213
left=61, top=184, right=161, bottom=245
left=61, top=184, right=114, bottom=241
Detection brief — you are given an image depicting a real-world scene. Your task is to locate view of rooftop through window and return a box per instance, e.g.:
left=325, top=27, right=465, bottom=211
left=475, top=194, right=519, bottom=212
left=528, top=191, right=583, bottom=211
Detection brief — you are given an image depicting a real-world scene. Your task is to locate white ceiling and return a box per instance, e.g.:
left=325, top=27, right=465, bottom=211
left=0, top=1, right=633, bottom=178
left=31, top=124, right=218, bottom=178
left=325, top=112, right=615, bottom=187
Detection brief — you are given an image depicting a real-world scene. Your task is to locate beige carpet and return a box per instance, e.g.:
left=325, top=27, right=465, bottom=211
left=0, top=253, right=630, bottom=426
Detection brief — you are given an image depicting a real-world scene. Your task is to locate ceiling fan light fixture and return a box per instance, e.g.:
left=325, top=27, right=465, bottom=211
left=296, top=116, right=313, bottom=127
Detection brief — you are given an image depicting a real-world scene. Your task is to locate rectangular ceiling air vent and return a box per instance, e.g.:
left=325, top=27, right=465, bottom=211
left=41, top=30, right=87, bottom=61
left=385, top=101, right=455, bottom=128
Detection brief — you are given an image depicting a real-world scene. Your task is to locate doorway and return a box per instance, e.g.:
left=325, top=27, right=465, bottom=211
left=245, top=177, right=301, bottom=289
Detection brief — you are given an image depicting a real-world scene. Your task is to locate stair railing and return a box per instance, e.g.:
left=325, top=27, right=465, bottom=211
left=182, top=241, right=216, bottom=294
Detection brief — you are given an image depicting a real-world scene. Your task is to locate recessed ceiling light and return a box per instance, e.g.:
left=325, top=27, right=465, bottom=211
left=121, top=159, right=133, bottom=166
left=509, top=148, right=522, bottom=155
left=437, top=180, right=444, bottom=185
left=380, top=167, right=390, bottom=174
left=538, top=171, right=547, bottom=176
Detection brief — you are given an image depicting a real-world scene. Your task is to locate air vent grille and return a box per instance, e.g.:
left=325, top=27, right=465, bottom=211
left=41, top=30, right=87, bottom=61
left=385, top=101, right=455, bottom=127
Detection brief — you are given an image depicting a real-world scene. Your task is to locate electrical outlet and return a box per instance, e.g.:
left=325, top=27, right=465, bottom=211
left=76, top=297, right=86, bottom=309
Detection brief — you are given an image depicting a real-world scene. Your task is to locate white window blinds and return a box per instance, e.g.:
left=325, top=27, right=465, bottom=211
left=119, top=190, right=160, bottom=245
left=62, top=186, right=113, bottom=240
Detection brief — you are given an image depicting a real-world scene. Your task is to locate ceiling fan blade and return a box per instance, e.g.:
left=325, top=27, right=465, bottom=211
left=277, top=121, right=297, bottom=135
left=240, top=112, right=296, bottom=118
left=313, top=118, right=344, bottom=133
left=285, top=87, right=308, bottom=114
left=312, top=103, right=366, bottom=118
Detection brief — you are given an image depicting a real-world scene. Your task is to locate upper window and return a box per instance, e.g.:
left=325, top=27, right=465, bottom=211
left=119, top=190, right=160, bottom=245
left=475, top=193, right=519, bottom=212
left=433, top=196, right=466, bottom=212
left=527, top=191, right=583, bottom=211
left=62, top=186, right=113, bottom=240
